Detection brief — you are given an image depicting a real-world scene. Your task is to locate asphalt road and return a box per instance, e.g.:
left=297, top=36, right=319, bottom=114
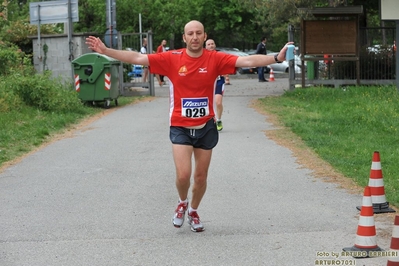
left=0, top=76, right=396, bottom=266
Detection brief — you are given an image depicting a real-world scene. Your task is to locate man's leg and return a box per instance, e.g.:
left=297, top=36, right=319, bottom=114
left=191, top=148, right=213, bottom=209
left=215, top=94, right=223, bottom=120
left=258, top=67, right=263, bottom=81
left=225, top=74, right=231, bottom=85
left=142, top=68, right=148, bottom=83
left=215, top=94, right=223, bottom=131
left=172, top=144, right=193, bottom=201
left=185, top=147, right=212, bottom=232
left=155, top=74, right=163, bottom=86
left=171, top=144, right=193, bottom=228
left=260, top=66, right=265, bottom=80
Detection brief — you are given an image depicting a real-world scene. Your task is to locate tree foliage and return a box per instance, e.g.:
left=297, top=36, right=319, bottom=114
left=0, top=0, right=386, bottom=53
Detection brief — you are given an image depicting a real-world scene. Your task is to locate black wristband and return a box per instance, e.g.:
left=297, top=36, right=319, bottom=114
left=274, top=54, right=282, bottom=63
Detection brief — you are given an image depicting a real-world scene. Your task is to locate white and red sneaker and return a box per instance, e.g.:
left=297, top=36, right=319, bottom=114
left=172, top=201, right=188, bottom=228
left=187, top=211, right=204, bottom=232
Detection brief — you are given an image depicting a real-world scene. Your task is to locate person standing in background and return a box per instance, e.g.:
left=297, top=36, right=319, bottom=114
left=256, top=37, right=268, bottom=82
left=141, top=37, right=162, bottom=86
left=140, top=38, right=149, bottom=87
left=156, top=39, right=167, bottom=85
left=205, top=39, right=225, bottom=131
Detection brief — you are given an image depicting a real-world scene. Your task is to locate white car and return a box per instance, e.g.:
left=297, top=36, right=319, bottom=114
left=247, top=50, right=303, bottom=74
left=268, top=53, right=302, bottom=74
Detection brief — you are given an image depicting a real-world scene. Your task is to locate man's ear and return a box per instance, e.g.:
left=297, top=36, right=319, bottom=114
left=182, top=34, right=186, bottom=43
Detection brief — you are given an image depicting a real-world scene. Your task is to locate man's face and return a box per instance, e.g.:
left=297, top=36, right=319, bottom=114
left=162, top=40, right=167, bottom=46
left=205, top=40, right=216, bottom=51
left=183, top=21, right=206, bottom=53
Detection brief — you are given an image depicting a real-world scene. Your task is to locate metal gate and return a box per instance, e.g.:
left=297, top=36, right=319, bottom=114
left=113, top=31, right=156, bottom=96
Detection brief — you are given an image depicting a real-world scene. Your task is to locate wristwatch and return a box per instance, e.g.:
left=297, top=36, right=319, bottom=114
left=274, top=53, right=282, bottom=63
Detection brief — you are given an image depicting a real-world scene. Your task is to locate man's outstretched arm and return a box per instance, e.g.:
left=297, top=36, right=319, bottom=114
left=236, top=42, right=293, bottom=68
left=85, top=36, right=149, bottom=66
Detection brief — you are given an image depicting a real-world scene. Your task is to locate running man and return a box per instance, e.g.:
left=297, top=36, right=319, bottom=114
left=205, top=38, right=225, bottom=131
left=86, top=20, right=291, bottom=232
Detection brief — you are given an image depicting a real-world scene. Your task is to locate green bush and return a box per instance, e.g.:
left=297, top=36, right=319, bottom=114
left=9, top=72, right=86, bottom=113
left=0, top=19, right=62, bottom=56
left=0, top=87, right=23, bottom=112
left=0, top=43, right=86, bottom=114
left=0, top=41, right=35, bottom=76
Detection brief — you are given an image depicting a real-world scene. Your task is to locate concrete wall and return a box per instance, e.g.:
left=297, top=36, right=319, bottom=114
left=30, top=33, right=97, bottom=83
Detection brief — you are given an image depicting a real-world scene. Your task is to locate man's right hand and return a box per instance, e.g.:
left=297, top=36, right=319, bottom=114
left=85, top=36, right=107, bottom=54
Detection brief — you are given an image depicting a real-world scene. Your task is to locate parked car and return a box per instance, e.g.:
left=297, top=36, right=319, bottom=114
left=216, top=48, right=258, bottom=74
left=295, top=54, right=307, bottom=68
left=366, top=44, right=395, bottom=58
left=267, top=52, right=302, bottom=74
left=246, top=49, right=275, bottom=55
left=367, top=44, right=391, bottom=54
left=246, top=50, right=301, bottom=74
left=128, top=64, right=142, bottom=77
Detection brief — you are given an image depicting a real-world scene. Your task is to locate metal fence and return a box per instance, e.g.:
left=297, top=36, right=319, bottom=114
left=111, top=31, right=156, bottom=96
left=289, top=25, right=396, bottom=89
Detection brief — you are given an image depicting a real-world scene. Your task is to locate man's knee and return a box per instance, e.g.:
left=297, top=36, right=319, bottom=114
left=193, top=175, right=208, bottom=186
left=176, top=173, right=191, bottom=184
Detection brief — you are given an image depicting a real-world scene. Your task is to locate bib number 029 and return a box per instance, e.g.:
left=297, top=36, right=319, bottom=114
left=181, top=97, right=210, bottom=118
left=185, top=108, right=206, bottom=118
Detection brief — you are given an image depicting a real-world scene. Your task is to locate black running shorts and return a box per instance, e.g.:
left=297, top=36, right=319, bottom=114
left=169, top=118, right=219, bottom=150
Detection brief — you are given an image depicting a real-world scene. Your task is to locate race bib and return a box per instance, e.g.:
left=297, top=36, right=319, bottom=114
left=181, top=97, right=209, bottom=118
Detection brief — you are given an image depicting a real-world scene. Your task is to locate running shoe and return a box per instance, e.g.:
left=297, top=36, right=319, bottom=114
left=172, top=201, right=188, bottom=228
left=216, top=120, right=223, bottom=131
left=187, top=211, right=204, bottom=232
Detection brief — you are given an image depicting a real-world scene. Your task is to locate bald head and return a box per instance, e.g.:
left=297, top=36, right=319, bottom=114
left=182, top=20, right=207, bottom=57
left=205, top=39, right=216, bottom=51
left=184, top=20, right=204, bottom=34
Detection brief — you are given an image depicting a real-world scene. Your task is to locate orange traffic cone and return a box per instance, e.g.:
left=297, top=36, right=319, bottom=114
left=387, top=215, right=399, bottom=265
left=356, top=151, right=395, bottom=213
left=269, top=67, right=275, bottom=82
left=343, top=186, right=382, bottom=258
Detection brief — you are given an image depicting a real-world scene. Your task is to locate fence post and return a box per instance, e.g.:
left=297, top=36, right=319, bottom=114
left=117, top=31, right=123, bottom=96
left=147, top=31, right=155, bottom=96
left=288, top=24, right=295, bottom=90
left=396, top=21, right=399, bottom=91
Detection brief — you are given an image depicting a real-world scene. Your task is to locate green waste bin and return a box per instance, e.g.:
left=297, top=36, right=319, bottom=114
left=72, top=53, right=120, bottom=108
left=307, top=60, right=315, bottom=80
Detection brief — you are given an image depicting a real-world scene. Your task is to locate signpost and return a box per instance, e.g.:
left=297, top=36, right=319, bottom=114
left=29, top=0, right=79, bottom=25
left=105, top=0, right=117, bottom=49
left=29, top=0, right=79, bottom=79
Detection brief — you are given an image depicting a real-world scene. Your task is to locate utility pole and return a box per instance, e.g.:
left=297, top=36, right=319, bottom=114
left=105, top=0, right=117, bottom=48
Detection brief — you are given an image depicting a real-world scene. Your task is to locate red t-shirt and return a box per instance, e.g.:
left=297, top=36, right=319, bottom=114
left=148, top=49, right=237, bottom=127
left=156, top=45, right=164, bottom=53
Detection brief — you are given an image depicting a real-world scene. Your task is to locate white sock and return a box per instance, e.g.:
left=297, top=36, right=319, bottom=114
left=179, top=198, right=188, bottom=204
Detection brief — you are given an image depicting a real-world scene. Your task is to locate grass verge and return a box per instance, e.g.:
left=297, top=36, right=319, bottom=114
left=0, top=96, right=141, bottom=170
left=256, top=85, right=399, bottom=208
